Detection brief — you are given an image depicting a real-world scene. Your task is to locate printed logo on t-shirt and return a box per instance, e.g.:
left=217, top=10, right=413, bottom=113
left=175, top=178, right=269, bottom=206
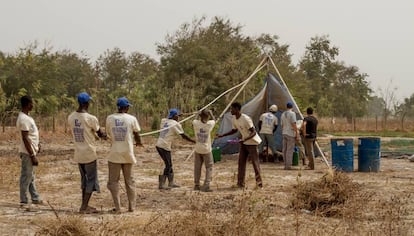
left=264, top=114, right=274, bottom=125
left=197, top=128, right=208, bottom=143
left=160, top=122, right=169, bottom=138
left=73, top=119, right=85, bottom=142
left=112, top=119, right=127, bottom=141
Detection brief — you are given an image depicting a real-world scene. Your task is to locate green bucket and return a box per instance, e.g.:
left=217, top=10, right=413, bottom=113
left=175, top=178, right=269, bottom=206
left=212, top=147, right=221, bottom=163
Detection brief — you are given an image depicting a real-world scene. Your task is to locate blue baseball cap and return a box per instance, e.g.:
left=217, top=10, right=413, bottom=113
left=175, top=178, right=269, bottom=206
left=77, top=92, right=92, bottom=104
left=168, top=108, right=181, bottom=119
left=117, top=97, right=132, bottom=107
left=286, top=102, right=293, bottom=108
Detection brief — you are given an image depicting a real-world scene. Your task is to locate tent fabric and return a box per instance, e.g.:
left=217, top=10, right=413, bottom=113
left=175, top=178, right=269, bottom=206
left=213, top=72, right=306, bottom=154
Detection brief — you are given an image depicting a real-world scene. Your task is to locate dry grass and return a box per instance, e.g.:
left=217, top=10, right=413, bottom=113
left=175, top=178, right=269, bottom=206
left=30, top=188, right=410, bottom=236
left=35, top=216, right=90, bottom=236
left=291, top=171, right=369, bottom=217
left=1, top=129, right=414, bottom=236
left=318, top=117, right=414, bottom=133
left=31, top=181, right=412, bottom=236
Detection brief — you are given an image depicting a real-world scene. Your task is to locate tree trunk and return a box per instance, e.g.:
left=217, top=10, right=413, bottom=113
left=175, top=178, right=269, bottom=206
left=401, top=114, right=406, bottom=131
left=53, top=115, right=55, bottom=133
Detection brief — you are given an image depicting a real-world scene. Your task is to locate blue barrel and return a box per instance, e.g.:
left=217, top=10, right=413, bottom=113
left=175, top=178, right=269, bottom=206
left=331, top=138, right=354, bottom=172
left=358, top=137, right=381, bottom=172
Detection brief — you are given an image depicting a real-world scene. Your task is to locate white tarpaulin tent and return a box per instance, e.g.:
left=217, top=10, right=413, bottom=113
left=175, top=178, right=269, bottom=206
left=212, top=56, right=325, bottom=164
left=212, top=72, right=304, bottom=154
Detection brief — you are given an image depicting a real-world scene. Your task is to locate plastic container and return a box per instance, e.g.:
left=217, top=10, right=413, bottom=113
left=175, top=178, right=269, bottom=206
left=212, top=147, right=221, bottom=163
left=292, top=146, right=299, bottom=166
left=358, top=137, right=381, bottom=172
left=331, top=138, right=354, bottom=172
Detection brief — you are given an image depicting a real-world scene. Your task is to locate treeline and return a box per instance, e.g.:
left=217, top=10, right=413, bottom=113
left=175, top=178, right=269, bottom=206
left=1, top=17, right=413, bottom=130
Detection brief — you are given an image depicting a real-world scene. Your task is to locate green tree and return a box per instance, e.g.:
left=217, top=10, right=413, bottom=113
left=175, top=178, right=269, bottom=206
left=157, top=16, right=262, bottom=113
left=367, top=96, right=385, bottom=118
left=298, top=36, right=371, bottom=119
left=55, top=51, right=96, bottom=99
left=126, top=52, right=163, bottom=126
left=298, top=35, right=339, bottom=110
left=95, top=48, right=129, bottom=119
left=330, top=63, right=371, bottom=120
left=395, top=94, right=414, bottom=130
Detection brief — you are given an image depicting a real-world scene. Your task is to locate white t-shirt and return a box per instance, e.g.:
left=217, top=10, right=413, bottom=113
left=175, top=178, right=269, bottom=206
left=193, top=119, right=215, bottom=154
left=232, top=114, right=262, bottom=145
left=156, top=118, right=184, bottom=151
left=68, top=112, right=100, bottom=164
left=16, top=112, right=39, bottom=155
left=259, top=112, right=278, bottom=134
left=281, top=110, right=297, bottom=137
left=106, top=113, right=141, bottom=164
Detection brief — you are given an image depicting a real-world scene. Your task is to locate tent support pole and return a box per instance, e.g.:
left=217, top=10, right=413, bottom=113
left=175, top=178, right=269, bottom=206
left=185, top=56, right=268, bottom=162
left=267, top=55, right=331, bottom=169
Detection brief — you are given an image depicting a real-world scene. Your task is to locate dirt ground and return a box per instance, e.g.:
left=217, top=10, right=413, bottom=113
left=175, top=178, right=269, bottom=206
left=1, top=134, right=414, bottom=236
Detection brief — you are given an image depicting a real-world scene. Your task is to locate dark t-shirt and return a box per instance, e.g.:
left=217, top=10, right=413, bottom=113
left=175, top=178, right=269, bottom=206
left=304, top=116, right=318, bottom=139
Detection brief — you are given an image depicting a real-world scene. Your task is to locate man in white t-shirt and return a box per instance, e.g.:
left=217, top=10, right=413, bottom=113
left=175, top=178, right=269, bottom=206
left=258, top=104, right=279, bottom=162
left=16, top=95, right=42, bottom=206
left=217, top=102, right=263, bottom=189
left=192, top=109, right=216, bottom=192
left=281, top=102, right=300, bottom=170
left=68, top=92, right=106, bottom=214
left=156, top=108, right=195, bottom=190
left=106, top=97, right=142, bottom=213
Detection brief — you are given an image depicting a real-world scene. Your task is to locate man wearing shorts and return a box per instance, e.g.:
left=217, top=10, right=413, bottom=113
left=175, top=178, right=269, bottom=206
left=68, top=92, right=106, bottom=213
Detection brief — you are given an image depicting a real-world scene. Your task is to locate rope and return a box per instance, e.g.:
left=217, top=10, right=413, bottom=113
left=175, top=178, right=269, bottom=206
left=183, top=57, right=268, bottom=162
left=140, top=56, right=268, bottom=137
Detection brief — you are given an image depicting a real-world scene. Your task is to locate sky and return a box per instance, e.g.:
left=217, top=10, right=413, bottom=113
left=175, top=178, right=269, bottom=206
left=1, top=0, right=413, bottom=101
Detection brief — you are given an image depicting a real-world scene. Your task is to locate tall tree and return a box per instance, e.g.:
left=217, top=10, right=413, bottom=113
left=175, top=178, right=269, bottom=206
left=330, top=63, right=371, bottom=120
left=298, top=35, right=339, bottom=109
left=157, top=16, right=262, bottom=113
left=298, top=36, right=371, bottom=118
left=395, top=93, right=414, bottom=130
left=378, top=79, right=398, bottom=130
left=95, top=48, right=129, bottom=119
left=255, top=34, right=304, bottom=109
left=126, top=52, right=163, bottom=124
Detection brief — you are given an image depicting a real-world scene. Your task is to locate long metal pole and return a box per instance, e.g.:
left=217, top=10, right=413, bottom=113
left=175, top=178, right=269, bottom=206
left=267, top=55, right=330, bottom=168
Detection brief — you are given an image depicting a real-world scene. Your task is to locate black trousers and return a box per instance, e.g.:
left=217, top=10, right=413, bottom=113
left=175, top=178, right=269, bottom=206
left=156, top=146, right=173, bottom=176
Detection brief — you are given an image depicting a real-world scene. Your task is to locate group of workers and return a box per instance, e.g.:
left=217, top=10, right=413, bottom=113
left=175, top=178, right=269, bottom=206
left=16, top=93, right=317, bottom=214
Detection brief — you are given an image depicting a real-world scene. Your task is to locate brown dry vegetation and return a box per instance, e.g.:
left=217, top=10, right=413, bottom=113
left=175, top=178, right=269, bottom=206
left=318, top=117, right=414, bottom=133
left=1, top=129, right=414, bottom=236
left=4, top=114, right=414, bottom=134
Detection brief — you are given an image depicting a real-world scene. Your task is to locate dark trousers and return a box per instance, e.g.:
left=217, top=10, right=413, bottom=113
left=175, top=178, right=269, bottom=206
left=238, top=144, right=262, bottom=187
left=156, top=146, right=173, bottom=176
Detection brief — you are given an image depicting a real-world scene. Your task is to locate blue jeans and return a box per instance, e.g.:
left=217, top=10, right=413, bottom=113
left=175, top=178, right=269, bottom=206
left=19, top=153, right=41, bottom=203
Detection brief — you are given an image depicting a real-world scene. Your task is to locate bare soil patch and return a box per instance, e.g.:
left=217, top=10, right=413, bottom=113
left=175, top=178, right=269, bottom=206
left=0, top=134, right=414, bottom=235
